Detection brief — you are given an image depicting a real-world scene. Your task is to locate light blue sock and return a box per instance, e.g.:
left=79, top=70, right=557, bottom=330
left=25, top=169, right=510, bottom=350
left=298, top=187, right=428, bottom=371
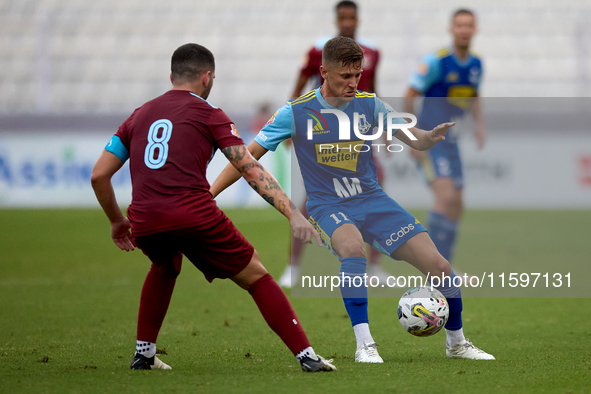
left=427, top=211, right=458, bottom=264
left=339, top=257, right=368, bottom=326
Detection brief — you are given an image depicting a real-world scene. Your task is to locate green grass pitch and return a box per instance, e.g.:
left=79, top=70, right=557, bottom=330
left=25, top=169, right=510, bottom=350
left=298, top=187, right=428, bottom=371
left=0, top=208, right=590, bottom=393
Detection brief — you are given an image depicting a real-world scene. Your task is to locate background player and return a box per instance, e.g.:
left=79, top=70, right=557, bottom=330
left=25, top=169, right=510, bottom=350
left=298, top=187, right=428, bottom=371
left=212, top=37, right=494, bottom=363
left=291, top=0, right=379, bottom=97
left=280, top=0, right=387, bottom=288
left=404, top=9, right=485, bottom=276
left=90, top=43, right=335, bottom=372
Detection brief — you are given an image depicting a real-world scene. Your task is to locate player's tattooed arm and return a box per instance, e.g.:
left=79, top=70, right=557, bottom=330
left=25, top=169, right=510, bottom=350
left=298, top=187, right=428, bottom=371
left=212, top=141, right=268, bottom=198
left=220, top=143, right=290, bottom=216
left=216, top=142, right=322, bottom=247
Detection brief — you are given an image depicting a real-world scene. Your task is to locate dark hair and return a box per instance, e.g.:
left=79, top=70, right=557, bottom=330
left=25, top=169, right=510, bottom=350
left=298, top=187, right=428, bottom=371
left=171, top=43, right=215, bottom=83
left=335, top=1, right=357, bottom=12
left=322, top=36, right=364, bottom=69
left=452, top=8, right=476, bottom=20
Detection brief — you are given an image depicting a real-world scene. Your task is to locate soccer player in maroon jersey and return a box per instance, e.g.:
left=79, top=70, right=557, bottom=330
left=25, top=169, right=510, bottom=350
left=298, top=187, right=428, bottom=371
left=90, top=43, right=336, bottom=372
left=291, top=1, right=380, bottom=98
left=280, top=0, right=387, bottom=288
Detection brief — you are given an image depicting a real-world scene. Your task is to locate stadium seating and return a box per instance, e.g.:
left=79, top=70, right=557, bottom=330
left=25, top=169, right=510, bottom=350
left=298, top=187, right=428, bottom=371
left=0, top=0, right=589, bottom=115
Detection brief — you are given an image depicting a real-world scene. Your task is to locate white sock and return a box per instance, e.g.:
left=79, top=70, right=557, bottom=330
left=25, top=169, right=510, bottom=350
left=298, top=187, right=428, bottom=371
left=445, top=327, right=466, bottom=348
left=136, top=340, right=156, bottom=358
left=353, top=323, right=375, bottom=349
left=295, top=346, right=317, bottom=361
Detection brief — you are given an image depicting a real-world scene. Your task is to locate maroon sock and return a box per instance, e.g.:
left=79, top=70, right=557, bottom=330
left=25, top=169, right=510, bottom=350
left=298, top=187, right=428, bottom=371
left=248, top=274, right=310, bottom=355
left=369, top=246, right=381, bottom=265
left=137, top=266, right=177, bottom=343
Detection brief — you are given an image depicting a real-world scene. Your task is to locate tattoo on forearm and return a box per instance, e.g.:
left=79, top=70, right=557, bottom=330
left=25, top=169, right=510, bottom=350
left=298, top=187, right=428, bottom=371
left=232, top=145, right=246, bottom=162
left=264, top=178, right=282, bottom=191
left=221, top=146, right=233, bottom=161
left=248, top=181, right=260, bottom=193
left=240, top=162, right=255, bottom=173
left=262, top=194, right=274, bottom=207
left=278, top=200, right=286, bottom=214
left=221, top=145, right=246, bottom=163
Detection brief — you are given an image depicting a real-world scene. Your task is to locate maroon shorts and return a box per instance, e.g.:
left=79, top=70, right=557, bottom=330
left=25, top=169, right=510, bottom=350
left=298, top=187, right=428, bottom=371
left=134, top=215, right=254, bottom=282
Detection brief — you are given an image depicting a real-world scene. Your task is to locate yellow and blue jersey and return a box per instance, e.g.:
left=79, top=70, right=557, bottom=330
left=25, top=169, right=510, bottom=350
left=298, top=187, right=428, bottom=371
left=409, top=47, right=483, bottom=133
left=409, top=47, right=483, bottom=187
left=254, top=88, right=405, bottom=206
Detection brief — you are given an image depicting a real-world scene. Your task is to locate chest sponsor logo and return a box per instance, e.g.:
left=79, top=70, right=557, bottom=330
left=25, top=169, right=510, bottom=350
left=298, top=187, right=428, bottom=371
left=447, top=85, right=476, bottom=109
left=446, top=72, right=459, bottom=82
left=315, top=141, right=365, bottom=172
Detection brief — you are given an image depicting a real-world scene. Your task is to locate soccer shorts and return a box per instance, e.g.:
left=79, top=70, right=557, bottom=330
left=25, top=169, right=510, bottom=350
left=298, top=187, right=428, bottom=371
left=134, top=214, right=254, bottom=282
left=306, top=190, right=426, bottom=260
left=418, top=141, right=463, bottom=189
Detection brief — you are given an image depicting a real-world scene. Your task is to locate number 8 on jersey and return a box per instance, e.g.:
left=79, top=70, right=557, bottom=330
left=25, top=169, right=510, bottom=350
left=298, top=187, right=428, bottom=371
left=144, top=119, right=173, bottom=169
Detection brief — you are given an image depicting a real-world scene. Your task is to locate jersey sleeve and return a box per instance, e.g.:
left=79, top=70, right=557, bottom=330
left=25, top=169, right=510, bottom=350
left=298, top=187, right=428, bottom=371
left=408, top=54, right=442, bottom=93
left=254, top=103, right=292, bottom=152
left=208, top=108, right=245, bottom=150
left=114, top=110, right=135, bottom=149
left=374, top=97, right=406, bottom=131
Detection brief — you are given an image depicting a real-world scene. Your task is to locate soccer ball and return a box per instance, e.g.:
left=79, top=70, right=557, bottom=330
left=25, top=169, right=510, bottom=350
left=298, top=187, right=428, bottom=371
left=397, top=286, right=449, bottom=337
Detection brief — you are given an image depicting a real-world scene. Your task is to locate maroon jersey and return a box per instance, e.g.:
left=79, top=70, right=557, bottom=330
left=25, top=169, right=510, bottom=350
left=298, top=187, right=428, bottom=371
left=300, top=37, right=380, bottom=93
left=115, top=90, right=244, bottom=236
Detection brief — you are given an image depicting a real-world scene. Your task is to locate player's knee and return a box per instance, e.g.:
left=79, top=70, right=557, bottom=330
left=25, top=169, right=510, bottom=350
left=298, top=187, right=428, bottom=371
left=437, top=191, right=456, bottom=211
left=151, top=263, right=180, bottom=279
left=430, top=255, right=452, bottom=277
left=232, top=250, right=268, bottom=290
left=246, top=250, right=268, bottom=278
left=339, top=241, right=366, bottom=258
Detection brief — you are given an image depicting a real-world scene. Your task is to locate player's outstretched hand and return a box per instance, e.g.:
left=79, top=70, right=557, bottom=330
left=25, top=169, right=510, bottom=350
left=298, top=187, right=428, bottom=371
left=430, top=122, right=456, bottom=144
left=291, top=209, right=323, bottom=247
left=111, top=217, right=136, bottom=251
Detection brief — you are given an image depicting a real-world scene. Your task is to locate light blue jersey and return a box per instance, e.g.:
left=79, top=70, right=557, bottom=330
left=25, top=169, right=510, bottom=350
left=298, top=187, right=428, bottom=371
left=255, top=88, right=404, bottom=207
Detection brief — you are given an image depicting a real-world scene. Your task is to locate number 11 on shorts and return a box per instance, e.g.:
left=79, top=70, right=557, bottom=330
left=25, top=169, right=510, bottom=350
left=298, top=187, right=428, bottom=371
left=330, top=212, right=350, bottom=224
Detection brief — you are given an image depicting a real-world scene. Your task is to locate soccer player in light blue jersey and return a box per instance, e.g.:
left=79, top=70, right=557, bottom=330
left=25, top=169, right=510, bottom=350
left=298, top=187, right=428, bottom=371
left=404, top=9, right=485, bottom=277
left=211, top=36, right=494, bottom=363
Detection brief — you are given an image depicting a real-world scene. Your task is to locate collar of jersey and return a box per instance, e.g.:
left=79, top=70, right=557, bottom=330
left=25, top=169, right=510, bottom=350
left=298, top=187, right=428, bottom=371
left=189, top=91, right=218, bottom=108
left=448, top=46, right=473, bottom=67
left=315, top=88, right=351, bottom=111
